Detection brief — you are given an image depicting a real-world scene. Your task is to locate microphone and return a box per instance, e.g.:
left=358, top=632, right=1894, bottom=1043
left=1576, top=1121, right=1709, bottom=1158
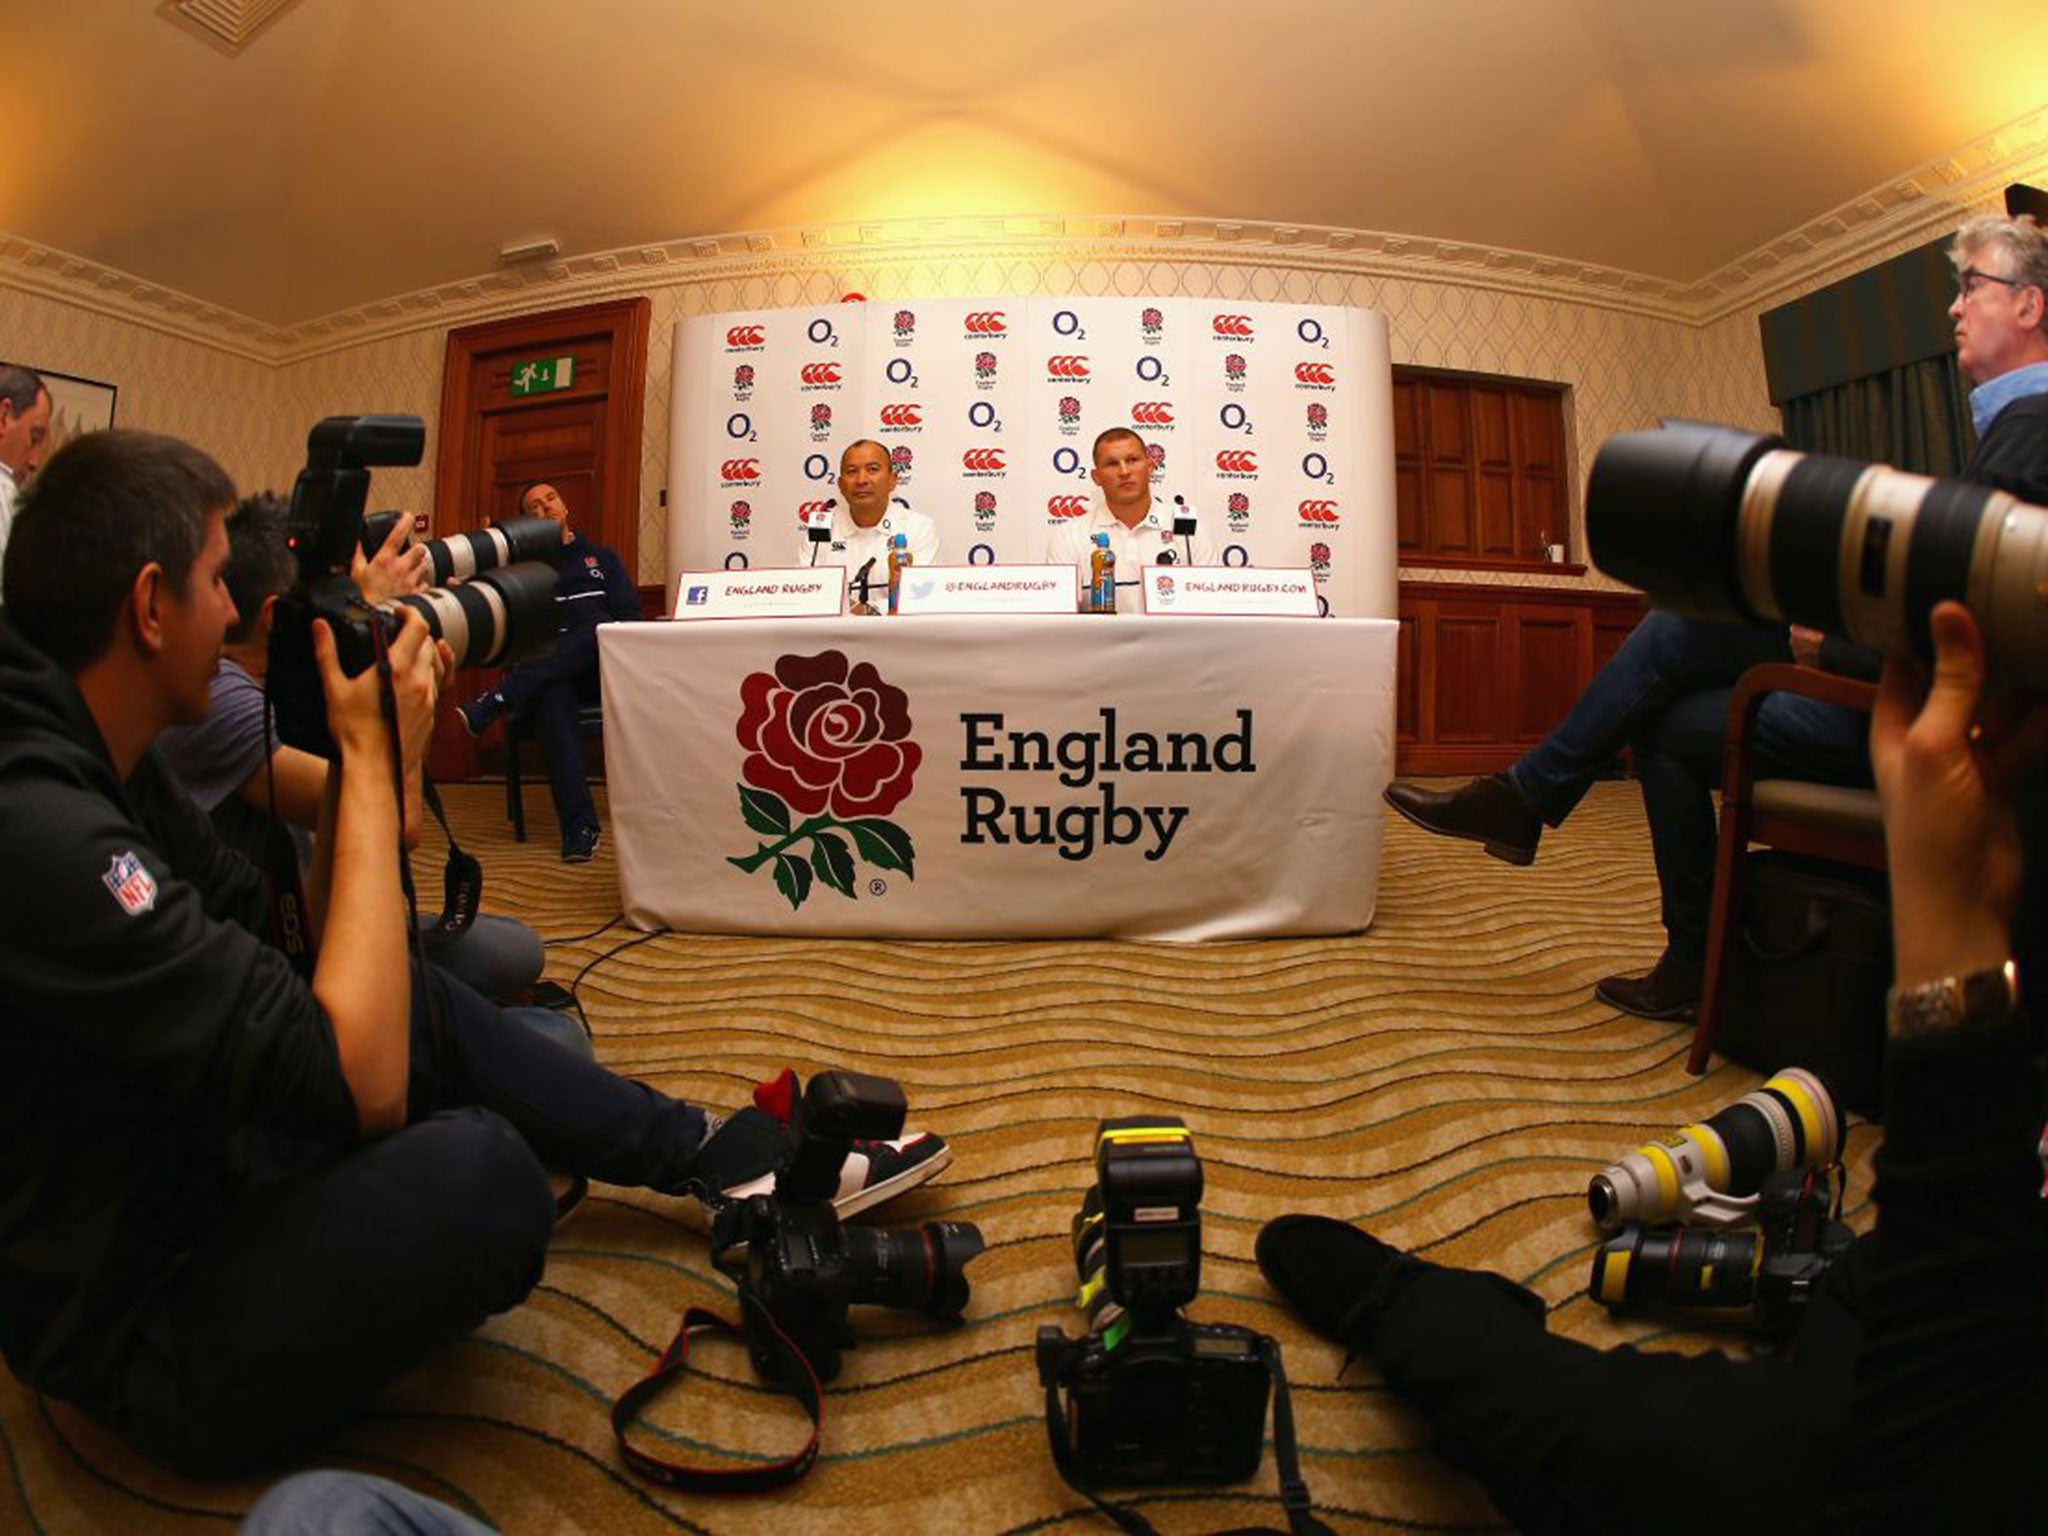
left=1157, top=550, right=1176, bottom=565
left=849, top=556, right=878, bottom=605
left=1172, top=495, right=1198, bottom=563
left=803, top=497, right=837, bottom=566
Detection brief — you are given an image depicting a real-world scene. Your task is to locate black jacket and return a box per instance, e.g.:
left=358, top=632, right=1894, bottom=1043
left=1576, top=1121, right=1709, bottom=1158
left=0, top=620, right=356, bottom=1400
left=1963, top=387, right=2048, bottom=505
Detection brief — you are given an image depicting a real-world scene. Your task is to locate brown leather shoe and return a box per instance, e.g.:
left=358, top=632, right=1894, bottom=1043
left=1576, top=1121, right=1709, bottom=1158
left=1383, top=774, right=1543, bottom=865
left=1595, top=951, right=1704, bottom=1021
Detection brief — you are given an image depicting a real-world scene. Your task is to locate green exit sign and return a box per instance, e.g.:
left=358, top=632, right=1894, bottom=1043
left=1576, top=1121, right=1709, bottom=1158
left=510, top=355, right=575, bottom=397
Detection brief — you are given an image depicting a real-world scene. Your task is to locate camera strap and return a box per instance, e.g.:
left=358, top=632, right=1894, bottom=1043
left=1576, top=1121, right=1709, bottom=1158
left=412, top=777, right=482, bottom=950
left=1042, top=1333, right=1333, bottom=1536
left=610, top=1292, right=825, bottom=1493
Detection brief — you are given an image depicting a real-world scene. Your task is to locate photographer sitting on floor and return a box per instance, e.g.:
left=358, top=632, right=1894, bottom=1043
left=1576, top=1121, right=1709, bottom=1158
left=157, top=492, right=548, bottom=1007
left=1259, top=599, right=2048, bottom=1534
left=0, top=429, right=950, bottom=1477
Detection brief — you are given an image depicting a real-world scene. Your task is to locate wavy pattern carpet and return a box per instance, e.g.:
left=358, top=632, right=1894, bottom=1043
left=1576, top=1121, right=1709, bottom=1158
left=2, top=779, right=1879, bottom=1534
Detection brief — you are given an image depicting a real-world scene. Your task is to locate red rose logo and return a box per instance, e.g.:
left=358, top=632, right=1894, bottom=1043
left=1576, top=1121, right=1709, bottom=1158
left=728, top=651, right=920, bottom=909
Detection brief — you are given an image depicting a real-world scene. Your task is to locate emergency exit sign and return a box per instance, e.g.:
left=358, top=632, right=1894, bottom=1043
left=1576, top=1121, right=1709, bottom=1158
left=510, top=355, right=575, bottom=396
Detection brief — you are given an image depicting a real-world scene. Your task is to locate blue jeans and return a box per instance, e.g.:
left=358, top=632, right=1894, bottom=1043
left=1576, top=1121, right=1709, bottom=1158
left=1506, top=613, right=1869, bottom=961
left=496, top=621, right=604, bottom=843
left=242, top=1471, right=495, bottom=1535
left=419, top=912, right=544, bottom=1003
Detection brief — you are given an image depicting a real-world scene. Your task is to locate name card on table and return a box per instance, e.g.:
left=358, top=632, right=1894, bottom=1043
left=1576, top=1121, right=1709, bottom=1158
left=1140, top=567, right=1319, bottom=617
left=673, top=566, right=848, bottom=620
left=893, top=564, right=1080, bottom=616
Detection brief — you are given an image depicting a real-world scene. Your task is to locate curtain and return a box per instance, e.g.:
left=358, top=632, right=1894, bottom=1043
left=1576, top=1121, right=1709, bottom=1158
left=1778, top=354, right=1974, bottom=476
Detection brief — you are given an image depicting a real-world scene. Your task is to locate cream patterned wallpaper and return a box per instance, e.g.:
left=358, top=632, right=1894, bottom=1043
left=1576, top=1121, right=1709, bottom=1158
left=0, top=188, right=2013, bottom=592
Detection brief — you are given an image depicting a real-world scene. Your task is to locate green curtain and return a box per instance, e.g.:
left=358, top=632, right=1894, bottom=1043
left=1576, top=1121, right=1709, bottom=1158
left=1777, top=353, right=1974, bottom=476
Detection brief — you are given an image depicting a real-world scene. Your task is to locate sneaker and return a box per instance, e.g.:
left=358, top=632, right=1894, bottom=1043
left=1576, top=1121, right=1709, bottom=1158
left=457, top=691, right=504, bottom=738
left=561, top=824, right=601, bottom=864
left=712, top=1122, right=953, bottom=1220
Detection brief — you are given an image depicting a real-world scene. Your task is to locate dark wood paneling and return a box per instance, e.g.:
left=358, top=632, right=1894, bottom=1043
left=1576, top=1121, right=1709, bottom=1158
left=1396, top=582, right=1646, bottom=775
left=1395, top=367, right=1570, bottom=571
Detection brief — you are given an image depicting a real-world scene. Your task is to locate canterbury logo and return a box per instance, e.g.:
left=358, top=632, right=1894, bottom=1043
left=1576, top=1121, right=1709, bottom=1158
left=801, top=363, right=842, bottom=385
left=1212, top=314, right=1254, bottom=337
left=1295, top=362, right=1335, bottom=384
left=797, top=500, right=832, bottom=519
left=962, top=449, right=1007, bottom=471
left=879, top=404, right=922, bottom=426
left=1215, top=451, right=1259, bottom=473
left=964, top=311, right=1007, bottom=333
left=1298, top=500, right=1341, bottom=522
left=721, top=459, right=761, bottom=480
left=1046, top=496, right=1089, bottom=517
left=727, top=326, right=766, bottom=346
left=1046, top=355, right=1091, bottom=377
left=1131, top=402, right=1174, bottom=424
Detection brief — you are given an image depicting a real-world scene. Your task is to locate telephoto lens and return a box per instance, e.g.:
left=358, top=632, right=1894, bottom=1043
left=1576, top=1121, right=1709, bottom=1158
left=420, top=515, right=564, bottom=584
left=1587, top=1068, right=1838, bottom=1232
left=384, top=563, right=561, bottom=671
left=1587, top=421, right=2048, bottom=688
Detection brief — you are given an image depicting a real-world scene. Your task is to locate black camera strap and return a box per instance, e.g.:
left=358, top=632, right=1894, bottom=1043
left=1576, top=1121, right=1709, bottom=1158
left=413, top=776, right=483, bottom=951
left=1042, top=1334, right=1332, bottom=1536
left=610, top=1292, right=825, bottom=1493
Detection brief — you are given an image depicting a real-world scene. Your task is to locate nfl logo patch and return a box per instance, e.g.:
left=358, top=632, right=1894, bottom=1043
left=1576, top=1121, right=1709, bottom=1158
left=103, top=851, right=158, bottom=916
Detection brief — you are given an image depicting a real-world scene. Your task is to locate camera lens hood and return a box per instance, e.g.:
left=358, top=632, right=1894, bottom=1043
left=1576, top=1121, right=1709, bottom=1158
left=1588, top=423, right=1781, bottom=623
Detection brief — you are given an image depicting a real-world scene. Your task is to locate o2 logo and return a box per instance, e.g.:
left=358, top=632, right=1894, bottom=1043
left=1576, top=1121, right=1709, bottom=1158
left=807, top=318, right=839, bottom=347
left=724, top=552, right=750, bottom=570
left=886, top=357, right=918, bottom=386
left=1296, top=318, right=1329, bottom=349
left=1135, top=355, right=1170, bottom=385
left=803, top=453, right=833, bottom=482
left=726, top=412, right=755, bottom=440
left=969, top=543, right=996, bottom=565
left=1053, top=447, right=1087, bottom=478
left=1317, top=595, right=1332, bottom=618
left=1302, top=451, right=1334, bottom=483
left=968, top=401, right=1003, bottom=431
left=1219, top=403, right=1252, bottom=434
left=1053, top=309, right=1086, bottom=339
left=1223, top=545, right=1251, bottom=567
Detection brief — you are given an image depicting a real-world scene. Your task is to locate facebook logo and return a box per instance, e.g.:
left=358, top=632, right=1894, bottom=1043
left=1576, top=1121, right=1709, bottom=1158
left=686, top=585, right=711, bottom=606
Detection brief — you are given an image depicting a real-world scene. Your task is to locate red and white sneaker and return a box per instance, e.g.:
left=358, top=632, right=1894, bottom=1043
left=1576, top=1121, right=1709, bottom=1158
left=693, top=1069, right=952, bottom=1217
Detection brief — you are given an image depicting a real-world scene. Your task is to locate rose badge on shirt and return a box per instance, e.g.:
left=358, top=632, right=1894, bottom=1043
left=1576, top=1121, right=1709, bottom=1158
left=728, top=651, right=920, bottom=911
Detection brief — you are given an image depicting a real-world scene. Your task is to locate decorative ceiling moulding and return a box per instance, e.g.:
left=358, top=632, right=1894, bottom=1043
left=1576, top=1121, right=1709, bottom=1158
left=7, top=101, right=2047, bottom=367
left=156, top=0, right=308, bottom=57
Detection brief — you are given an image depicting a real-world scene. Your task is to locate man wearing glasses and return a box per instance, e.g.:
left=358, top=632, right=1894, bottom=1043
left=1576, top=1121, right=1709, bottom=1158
left=1381, top=213, right=2048, bottom=1022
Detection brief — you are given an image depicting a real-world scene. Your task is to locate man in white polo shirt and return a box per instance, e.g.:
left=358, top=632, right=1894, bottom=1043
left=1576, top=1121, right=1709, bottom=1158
left=1044, top=428, right=1219, bottom=610
left=796, top=439, right=939, bottom=607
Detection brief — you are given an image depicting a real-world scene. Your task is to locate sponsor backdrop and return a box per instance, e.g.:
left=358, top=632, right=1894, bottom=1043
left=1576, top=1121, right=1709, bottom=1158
left=600, top=615, right=1396, bottom=940
left=669, top=299, right=1396, bottom=618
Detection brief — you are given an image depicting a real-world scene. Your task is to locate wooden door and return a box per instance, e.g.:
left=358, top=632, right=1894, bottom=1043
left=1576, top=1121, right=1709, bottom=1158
left=428, top=298, right=650, bottom=780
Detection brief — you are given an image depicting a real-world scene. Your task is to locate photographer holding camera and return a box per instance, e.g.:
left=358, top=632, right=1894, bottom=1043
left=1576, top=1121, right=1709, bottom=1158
left=1260, top=617, right=2048, bottom=1525
left=156, top=492, right=551, bottom=1007
left=0, top=428, right=950, bottom=1477
left=1383, top=213, right=2048, bottom=1023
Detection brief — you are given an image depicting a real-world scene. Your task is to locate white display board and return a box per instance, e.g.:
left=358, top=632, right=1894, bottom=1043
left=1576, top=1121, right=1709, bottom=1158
left=669, top=299, right=1397, bottom=620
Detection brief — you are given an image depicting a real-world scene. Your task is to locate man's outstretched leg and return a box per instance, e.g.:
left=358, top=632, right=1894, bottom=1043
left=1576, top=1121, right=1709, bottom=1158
left=1383, top=614, right=1793, bottom=865
left=1256, top=1214, right=1856, bottom=1535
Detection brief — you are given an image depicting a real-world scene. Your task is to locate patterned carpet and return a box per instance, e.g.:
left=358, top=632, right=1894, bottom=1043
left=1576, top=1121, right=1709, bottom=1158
left=1, top=780, right=1879, bottom=1534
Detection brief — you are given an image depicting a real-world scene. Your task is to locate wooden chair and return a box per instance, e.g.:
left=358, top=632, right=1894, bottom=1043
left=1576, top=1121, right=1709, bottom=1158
left=505, top=700, right=605, bottom=843
left=1686, top=664, right=1886, bottom=1076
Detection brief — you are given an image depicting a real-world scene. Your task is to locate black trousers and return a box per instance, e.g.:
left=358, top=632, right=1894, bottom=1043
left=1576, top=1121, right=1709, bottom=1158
left=1371, top=1252, right=1863, bottom=1535
left=87, top=966, right=709, bottom=1476
left=496, top=622, right=602, bottom=842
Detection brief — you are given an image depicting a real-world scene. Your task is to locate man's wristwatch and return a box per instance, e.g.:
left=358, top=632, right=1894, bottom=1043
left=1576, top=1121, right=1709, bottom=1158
left=1885, top=960, right=2021, bottom=1041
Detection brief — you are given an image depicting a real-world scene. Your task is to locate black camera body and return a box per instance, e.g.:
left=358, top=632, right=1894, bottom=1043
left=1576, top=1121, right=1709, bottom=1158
left=1590, top=1170, right=1855, bottom=1338
left=1037, top=1116, right=1272, bottom=1488
left=268, top=413, right=567, bottom=758
left=719, top=1071, right=982, bottom=1383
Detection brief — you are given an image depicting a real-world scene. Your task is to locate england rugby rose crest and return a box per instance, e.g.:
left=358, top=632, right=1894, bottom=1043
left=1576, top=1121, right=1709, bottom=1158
left=728, top=651, right=919, bottom=910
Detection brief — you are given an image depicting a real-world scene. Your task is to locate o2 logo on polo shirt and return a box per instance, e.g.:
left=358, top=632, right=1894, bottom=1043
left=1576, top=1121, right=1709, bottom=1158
left=728, top=650, right=920, bottom=913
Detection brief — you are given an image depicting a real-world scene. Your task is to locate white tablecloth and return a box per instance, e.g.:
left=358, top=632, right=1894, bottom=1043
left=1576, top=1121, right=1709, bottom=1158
left=599, top=615, right=1396, bottom=940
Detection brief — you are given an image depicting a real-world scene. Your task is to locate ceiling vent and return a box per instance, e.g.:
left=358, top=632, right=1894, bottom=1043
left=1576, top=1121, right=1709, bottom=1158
left=157, top=0, right=307, bottom=58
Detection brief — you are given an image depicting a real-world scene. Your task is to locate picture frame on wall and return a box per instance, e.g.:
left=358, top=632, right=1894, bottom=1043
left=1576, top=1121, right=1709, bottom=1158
left=31, top=367, right=118, bottom=457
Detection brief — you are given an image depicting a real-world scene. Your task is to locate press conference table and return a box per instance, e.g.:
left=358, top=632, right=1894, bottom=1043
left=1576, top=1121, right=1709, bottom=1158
left=598, top=614, right=1397, bottom=941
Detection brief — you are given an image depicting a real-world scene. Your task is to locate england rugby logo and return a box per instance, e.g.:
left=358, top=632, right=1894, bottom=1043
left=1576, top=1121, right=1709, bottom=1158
left=728, top=652, right=919, bottom=911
